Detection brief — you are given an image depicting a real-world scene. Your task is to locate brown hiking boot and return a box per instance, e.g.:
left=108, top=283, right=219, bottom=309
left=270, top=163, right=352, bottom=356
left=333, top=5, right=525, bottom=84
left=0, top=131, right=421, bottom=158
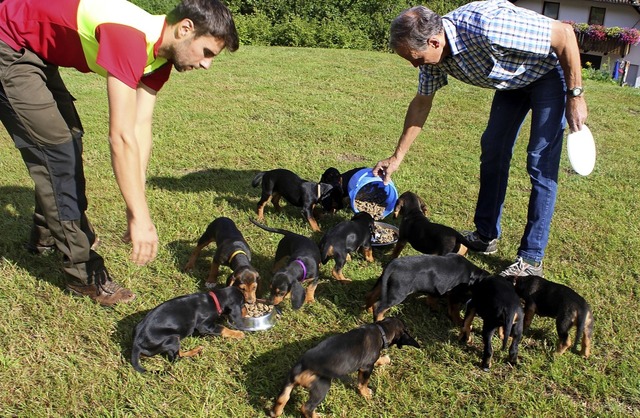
left=66, top=280, right=136, bottom=307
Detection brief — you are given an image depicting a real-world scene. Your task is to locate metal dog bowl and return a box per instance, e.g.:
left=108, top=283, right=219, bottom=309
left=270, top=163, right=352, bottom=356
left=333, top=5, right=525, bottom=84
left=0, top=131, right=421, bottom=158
left=229, top=301, right=281, bottom=332
left=371, top=221, right=399, bottom=247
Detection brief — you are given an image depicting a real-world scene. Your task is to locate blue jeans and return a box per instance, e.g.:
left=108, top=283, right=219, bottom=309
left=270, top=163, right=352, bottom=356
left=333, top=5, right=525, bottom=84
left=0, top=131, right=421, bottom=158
left=474, top=68, right=566, bottom=263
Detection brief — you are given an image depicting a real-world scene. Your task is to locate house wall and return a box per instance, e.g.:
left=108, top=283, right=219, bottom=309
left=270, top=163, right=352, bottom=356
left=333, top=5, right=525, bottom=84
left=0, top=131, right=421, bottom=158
left=514, top=0, right=640, bottom=87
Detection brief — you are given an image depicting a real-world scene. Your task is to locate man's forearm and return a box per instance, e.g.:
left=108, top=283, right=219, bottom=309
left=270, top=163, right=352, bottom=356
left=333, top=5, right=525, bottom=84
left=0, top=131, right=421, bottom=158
left=393, top=93, right=434, bottom=162
left=109, top=132, right=150, bottom=222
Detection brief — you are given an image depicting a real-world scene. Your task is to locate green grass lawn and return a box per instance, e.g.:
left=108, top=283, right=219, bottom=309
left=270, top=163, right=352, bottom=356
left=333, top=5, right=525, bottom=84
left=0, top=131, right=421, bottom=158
left=1, top=45, right=639, bottom=417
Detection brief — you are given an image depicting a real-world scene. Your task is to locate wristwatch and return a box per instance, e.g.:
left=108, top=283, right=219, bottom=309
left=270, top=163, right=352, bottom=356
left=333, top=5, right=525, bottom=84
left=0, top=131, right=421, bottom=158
left=567, top=86, right=584, bottom=97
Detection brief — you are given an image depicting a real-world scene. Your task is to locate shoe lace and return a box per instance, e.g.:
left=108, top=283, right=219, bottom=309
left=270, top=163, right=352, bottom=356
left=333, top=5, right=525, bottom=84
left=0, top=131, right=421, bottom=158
left=97, top=278, right=123, bottom=295
left=503, top=257, right=528, bottom=276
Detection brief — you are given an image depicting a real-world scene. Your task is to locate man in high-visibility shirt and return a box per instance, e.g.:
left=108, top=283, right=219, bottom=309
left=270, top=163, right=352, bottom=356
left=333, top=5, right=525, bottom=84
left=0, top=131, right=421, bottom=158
left=0, top=0, right=239, bottom=305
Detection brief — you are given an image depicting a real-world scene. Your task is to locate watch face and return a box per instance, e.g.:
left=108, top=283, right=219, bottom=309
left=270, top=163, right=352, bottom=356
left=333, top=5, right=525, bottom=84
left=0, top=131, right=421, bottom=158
left=571, top=87, right=583, bottom=97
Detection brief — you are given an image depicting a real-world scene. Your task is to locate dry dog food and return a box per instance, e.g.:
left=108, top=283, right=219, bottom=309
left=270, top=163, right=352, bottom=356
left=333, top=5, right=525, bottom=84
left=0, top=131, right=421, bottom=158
left=372, top=224, right=398, bottom=245
left=354, top=183, right=387, bottom=220
left=244, top=302, right=273, bottom=318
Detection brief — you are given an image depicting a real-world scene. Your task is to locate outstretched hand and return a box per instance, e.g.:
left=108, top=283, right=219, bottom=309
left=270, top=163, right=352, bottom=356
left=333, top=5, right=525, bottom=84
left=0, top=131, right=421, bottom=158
left=123, top=216, right=158, bottom=266
left=372, top=156, right=400, bottom=185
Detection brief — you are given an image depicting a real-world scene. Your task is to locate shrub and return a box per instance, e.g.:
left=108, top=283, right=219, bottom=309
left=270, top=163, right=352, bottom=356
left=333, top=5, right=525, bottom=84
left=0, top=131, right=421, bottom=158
left=234, top=12, right=272, bottom=46
left=131, top=0, right=178, bottom=14
left=271, top=15, right=317, bottom=48
left=315, top=19, right=373, bottom=50
left=582, top=61, right=617, bottom=84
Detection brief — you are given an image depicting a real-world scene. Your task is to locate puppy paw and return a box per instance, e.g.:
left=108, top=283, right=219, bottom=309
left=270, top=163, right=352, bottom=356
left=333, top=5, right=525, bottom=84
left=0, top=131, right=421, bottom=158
left=358, top=386, right=373, bottom=400
left=458, top=332, right=472, bottom=345
left=178, top=346, right=204, bottom=358
left=221, top=327, right=245, bottom=339
left=374, top=354, right=391, bottom=366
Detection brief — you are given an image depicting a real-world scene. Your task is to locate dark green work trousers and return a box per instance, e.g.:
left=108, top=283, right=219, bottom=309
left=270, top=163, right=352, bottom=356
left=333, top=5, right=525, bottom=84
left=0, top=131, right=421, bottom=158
left=0, top=40, right=108, bottom=286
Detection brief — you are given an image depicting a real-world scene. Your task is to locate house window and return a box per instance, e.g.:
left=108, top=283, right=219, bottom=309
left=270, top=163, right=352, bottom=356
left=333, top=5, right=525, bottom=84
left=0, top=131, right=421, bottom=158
left=588, top=7, right=606, bottom=25
left=542, top=2, right=559, bottom=20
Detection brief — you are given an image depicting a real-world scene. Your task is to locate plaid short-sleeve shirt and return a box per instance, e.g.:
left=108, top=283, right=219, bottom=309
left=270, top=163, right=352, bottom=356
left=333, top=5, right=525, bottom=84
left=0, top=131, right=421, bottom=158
left=418, top=0, right=560, bottom=96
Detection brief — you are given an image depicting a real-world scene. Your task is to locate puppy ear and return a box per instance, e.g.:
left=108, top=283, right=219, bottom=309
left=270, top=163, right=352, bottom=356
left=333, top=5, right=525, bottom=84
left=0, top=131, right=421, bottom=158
left=393, top=198, right=404, bottom=218
left=418, top=196, right=428, bottom=215
left=320, top=182, right=334, bottom=198
left=396, top=332, right=420, bottom=349
left=291, top=281, right=305, bottom=310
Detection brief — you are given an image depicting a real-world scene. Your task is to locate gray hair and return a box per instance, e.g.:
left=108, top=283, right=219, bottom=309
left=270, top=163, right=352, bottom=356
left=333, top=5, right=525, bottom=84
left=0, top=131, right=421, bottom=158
left=389, top=6, right=443, bottom=52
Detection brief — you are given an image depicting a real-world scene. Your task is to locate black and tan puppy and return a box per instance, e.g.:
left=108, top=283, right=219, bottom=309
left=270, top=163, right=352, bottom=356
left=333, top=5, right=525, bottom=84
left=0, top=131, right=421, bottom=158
left=390, top=191, right=472, bottom=259
left=131, top=286, right=245, bottom=373
left=319, top=211, right=375, bottom=282
left=319, top=166, right=366, bottom=213
left=270, top=317, right=420, bottom=418
left=252, top=169, right=334, bottom=232
left=183, top=217, right=260, bottom=303
left=509, top=275, right=593, bottom=358
left=250, top=218, right=322, bottom=310
left=365, top=253, right=492, bottom=323
left=459, top=276, right=524, bottom=371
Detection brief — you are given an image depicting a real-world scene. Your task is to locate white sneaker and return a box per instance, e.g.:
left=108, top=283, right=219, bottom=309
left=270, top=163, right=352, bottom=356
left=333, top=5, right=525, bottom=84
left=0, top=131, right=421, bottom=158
left=500, top=256, right=543, bottom=277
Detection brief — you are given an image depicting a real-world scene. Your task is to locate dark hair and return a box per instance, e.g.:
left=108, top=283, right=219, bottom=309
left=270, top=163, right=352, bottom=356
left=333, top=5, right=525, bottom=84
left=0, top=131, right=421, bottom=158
left=389, top=6, right=443, bottom=52
left=167, top=0, right=239, bottom=52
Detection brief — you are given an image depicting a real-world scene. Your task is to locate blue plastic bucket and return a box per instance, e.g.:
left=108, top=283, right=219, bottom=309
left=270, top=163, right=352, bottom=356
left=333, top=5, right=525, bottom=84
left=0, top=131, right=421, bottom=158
left=348, top=168, right=398, bottom=219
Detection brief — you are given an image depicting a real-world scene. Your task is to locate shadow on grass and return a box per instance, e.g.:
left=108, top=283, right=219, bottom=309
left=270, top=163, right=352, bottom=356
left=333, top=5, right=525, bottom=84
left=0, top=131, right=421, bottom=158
left=148, top=168, right=258, bottom=195
left=242, top=333, right=333, bottom=415
left=148, top=168, right=355, bottom=230
left=148, top=168, right=260, bottom=214
left=114, top=308, right=153, bottom=368
left=0, top=185, right=67, bottom=289
left=468, top=252, right=516, bottom=275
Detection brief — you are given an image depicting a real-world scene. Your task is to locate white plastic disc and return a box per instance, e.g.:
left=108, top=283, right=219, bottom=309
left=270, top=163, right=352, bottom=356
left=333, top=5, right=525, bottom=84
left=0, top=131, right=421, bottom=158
left=567, top=125, right=596, bottom=176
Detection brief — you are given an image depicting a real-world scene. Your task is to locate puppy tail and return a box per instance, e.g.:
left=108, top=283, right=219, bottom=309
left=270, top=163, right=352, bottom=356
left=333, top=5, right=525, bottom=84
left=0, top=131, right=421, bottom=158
left=502, top=309, right=517, bottom=351
left=573, top=308, right=591, bottom=351
left=131, top=346, right=147, bottom=373
left=251, top=171, right=265, bottom=187
left=249, top=217, right=289, bottom=235
left=364, top=275, right=383, bottom=310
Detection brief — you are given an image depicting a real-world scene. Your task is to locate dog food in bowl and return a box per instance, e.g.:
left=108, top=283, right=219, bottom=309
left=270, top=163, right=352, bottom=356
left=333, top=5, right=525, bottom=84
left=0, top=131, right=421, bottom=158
left=230, top=300, right=279, bottom=331
left=244, top=301, right=273, bottom=317
left=371, top=222, right=399, bottom=246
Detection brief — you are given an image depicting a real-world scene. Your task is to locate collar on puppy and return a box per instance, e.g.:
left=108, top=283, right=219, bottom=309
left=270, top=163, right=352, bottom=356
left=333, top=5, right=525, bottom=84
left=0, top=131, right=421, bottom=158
left=294, top=259, right=307, bottom=282
left=228, top=249, right=247, bottom=264
left=375, top=323, right=389, bottom=349
left=208, top=291, right=223, bottom=314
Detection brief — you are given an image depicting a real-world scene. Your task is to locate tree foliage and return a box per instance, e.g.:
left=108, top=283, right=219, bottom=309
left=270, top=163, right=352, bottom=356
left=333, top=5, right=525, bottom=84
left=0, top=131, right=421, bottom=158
left=131, top=0, right=470, bottom=51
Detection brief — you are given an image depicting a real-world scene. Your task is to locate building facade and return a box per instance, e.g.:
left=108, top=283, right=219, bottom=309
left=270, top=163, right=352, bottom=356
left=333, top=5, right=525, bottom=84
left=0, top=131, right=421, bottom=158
left=514, top=0, right=640, bottom=87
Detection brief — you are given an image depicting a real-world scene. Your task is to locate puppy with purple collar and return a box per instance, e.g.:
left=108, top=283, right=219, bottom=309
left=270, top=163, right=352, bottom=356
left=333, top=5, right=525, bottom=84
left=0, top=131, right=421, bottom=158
left=250, top=218, right=322, bottom=309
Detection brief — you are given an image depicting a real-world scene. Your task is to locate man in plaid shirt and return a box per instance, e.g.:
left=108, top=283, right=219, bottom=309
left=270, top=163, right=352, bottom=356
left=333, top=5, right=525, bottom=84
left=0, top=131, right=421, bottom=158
left=373, top=0, right=588, bottom=277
